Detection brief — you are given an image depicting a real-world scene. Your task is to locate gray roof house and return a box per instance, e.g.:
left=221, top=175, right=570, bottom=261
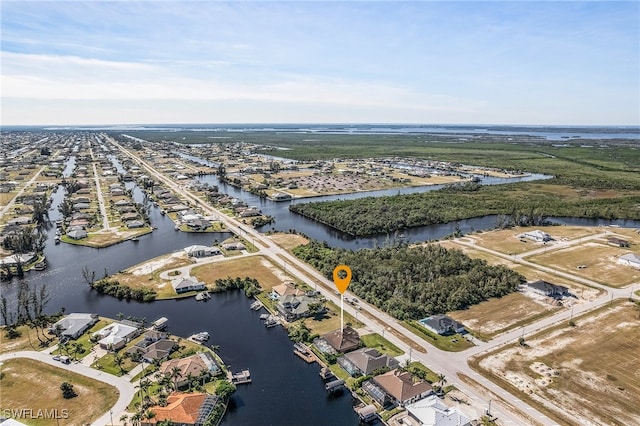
left=276, top=295, right=316, bottom=321
left=526, top=280, right=569, bottom=297
left=338, top=347, right=400, bottom=376
left=172, top=278, right=206, bottom=294
left=49, top=313, right=98, bottom=339
left=419, top=315, right=465, bottom=336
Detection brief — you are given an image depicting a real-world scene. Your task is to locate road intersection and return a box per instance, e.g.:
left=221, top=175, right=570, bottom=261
left=110, top=135, right=637, bottom=426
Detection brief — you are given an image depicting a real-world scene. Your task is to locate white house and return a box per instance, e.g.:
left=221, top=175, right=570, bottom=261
left=520, top=230, right=551, bottom=242
left=406, top=395, right=471, bottom=426
left=183, top=245, right=221, bottom=258
left=172, top=278, right=206, bottom=294
left=93, top=322, right=139, bottom=351
left=618, top=253, right=640, bottom=269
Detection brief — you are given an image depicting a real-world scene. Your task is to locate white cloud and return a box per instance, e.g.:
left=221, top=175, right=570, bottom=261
left=1, top=51, right=484, bottom=115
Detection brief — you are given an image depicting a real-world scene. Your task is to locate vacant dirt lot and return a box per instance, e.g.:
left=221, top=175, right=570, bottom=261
left=268, top=232, right=309, bottom=251
left=476, top=301, right=640, bottom=426
left=527, top=242, right=640, bottom=287
left=449, top=292, right=557, bottom=339
left=469, top=226, right=602, bottom=256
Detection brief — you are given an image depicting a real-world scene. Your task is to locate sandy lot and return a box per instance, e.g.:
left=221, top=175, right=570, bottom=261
left=476, top=301, right=640, bottom=426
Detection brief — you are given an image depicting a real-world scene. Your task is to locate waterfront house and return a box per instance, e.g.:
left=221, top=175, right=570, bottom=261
left=270, top=282, right=304, bottom=300
left=143, top=392, right=218, bottom=426
left=618, top=253, right=640, bottom=269
left=365, top=369, right=432, bottom=407
left=126, top=220, right=145, bottom=229
left=525, top=280, right=569, bottom=298
left=222, top=241, right=245, bottom=251
left=66, top=228, right=88, bottom=240
left=172, top=278, right=206, bottom=294
left=93, top=322, right=139, bottom=351
left=49, top=313, right=98, bottom=340
left=159, top=352, right=222, bottom=388
left=337, top=347, right=399, bottom=376
left=405, top=395, right=472, bottom=426
left=275, top=294, right=315, bottom=321
left=320, top=326, right=361, bottom=353
left=141, top=339, right=177, bottom=363
left=183, top=245, right=221, bottom=258
left=419, top=315, right=466, bottom=336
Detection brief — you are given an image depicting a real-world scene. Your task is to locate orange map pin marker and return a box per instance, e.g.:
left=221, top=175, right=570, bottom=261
left=333, top=265, right=352, bottom=294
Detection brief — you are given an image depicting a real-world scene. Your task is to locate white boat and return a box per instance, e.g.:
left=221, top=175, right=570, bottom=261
left=195, top=291, right=211, bottom=301
left=190, top=332, right=210, bottom=342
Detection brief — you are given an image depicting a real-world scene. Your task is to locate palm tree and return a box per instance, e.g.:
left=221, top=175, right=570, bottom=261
left=130, top=412, right=142, bottom=426
left=119, top=414, right=129, bottom=426
left=170, top=366, right=182, bottom=390
left=185, top=372, right=195, bottom=391
left=136, top=378, right=151, bottom=407
left=143, top=410, right=156, bottom=424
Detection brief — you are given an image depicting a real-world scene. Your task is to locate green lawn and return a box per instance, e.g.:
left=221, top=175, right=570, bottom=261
left=360, top=333, right=404, bottom=356
left=403, top=320, right=474, bottom=352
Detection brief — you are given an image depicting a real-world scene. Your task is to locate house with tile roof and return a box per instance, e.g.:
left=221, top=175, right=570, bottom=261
left=365, top=369, right=432, bottom=407
left=143, top=392, right=217, bottom=426
left=159, top=352, right=221, bottom=388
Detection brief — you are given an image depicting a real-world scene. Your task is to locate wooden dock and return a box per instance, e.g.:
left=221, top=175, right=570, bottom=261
left=293, top=343, right=325, bottom=367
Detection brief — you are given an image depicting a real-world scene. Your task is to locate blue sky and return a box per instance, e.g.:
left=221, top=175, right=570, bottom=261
left=1, top=1, right=639, bottom=125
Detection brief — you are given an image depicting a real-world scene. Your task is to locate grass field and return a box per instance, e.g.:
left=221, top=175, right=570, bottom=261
left=0, top=325, right=57, bottom=354
left=449, top=292, right=557, bottom=340
left=402, top=320, right=474, bottom=352
left=302, top=300, right=364, bottom=335
left=527, top=242, right=640, bottom=287
left=474, top=300, right=640, bottom=426
left=468, top=226, right=603, bottom=256
left=0, top=358, right=119, bottom=426
left=191, top=255, right=294, bottom=291
left=360, top=333, right=404, bottom=356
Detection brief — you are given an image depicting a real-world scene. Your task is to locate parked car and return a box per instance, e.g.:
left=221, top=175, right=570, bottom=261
left=52, top=355, right=61, bottom=361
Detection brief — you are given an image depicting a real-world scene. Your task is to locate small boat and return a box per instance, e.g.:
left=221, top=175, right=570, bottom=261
left=249, top=301, right=262, bottom=310
left=54, top=237, right=61, bottom=245
left=259, top=313, right=270, bottom=320
left=160, top=210, right=166, bottom=216
left=34, top=261, right=47, bottom=271
left=131, top=237, right=139, bottom=242
left=195, top=291, right=211, bottom=301
left=189, top=332, right=210, bottom=342
left=264, top=317, right=278, bottom=328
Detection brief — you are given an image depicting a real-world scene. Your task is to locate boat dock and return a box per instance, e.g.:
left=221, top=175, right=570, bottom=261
left=325, top=379, right=345, bottom=394
left=250, top=300, right=263, bottom=310
left=293, top=342, right=324, bottom=365
left=228, top=370, right=252, bottom=385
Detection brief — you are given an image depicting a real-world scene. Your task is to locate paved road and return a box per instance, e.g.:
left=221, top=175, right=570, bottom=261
left=0, top=166, right=45, bottom=220
left=89, top=145, right=111, bottom=231
left=109, top=135, right=640, bottom=426
left=0, top=351, right=135, bottom=426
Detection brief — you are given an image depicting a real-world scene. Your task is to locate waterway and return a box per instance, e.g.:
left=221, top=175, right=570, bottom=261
left=4, top=152, right=640, bottom=425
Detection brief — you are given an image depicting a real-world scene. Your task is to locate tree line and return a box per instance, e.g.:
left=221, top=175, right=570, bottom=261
left=290, top=182, right=640, bottom=237
left=293, top=240, right=523, bottom=320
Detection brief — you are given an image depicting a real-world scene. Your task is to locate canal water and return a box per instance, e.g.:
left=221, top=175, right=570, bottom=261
left=4, top=152, right=640, bottom=425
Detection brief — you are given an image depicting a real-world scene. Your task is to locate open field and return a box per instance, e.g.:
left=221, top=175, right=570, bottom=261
left=267, top=232, right=309, bottom=251
left=108, top=252, right=194, bottom=299
left=302, top=299, right=364, bottom=335
left=527, top=242, right=640, bottom=287
left=0, top=358, right=119, bottom=426
left=449, top=292, right=557, bottom=340
left=0, top=325, right=58, bottom=354
left=191, top=255, right=293, bottom=291
left=440, top=240, right=602, bottom=301
left=468, top=226, right=603, bottom=256
left=474, top=300, right=640, bottom=426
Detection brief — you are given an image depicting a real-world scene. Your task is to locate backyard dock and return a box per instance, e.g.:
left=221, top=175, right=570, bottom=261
left=229, top=370, right=252, bottom=385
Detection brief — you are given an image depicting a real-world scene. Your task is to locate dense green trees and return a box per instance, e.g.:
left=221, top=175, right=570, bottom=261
left=293, top=241, right=523, bottom=320
left=290, top=182, right=640, bottom=236
left=90, top=279, right=157, bottom=302
left=212, top=277, right=262, bottom=297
